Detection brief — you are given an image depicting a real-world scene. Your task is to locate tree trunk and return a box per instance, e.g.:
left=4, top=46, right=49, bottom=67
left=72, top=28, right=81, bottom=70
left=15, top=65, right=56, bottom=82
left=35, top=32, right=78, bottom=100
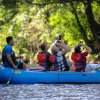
left=83, top=0, right=100, bottom=53
left=84, top=0, right=100, bottom=38
left=70, top=2, right=89, bottom=45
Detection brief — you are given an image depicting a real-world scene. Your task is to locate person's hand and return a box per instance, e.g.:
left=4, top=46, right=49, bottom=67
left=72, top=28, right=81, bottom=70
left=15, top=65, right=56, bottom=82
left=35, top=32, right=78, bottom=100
left=58, top=40, right=63, bottom=44
left=13, top=65, right=18, bottom=69
left=55, top=42, right=60, bottom=46
left=78, top=43, right=83, bottom=46
left=19, top=56, right=23, bottom=59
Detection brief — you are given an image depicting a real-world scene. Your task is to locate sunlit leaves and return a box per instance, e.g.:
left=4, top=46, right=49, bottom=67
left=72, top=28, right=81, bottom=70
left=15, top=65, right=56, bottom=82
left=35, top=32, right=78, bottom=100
left=92, top=2, right=100, bottom=24
left=0, top=0, right=100, bottom=60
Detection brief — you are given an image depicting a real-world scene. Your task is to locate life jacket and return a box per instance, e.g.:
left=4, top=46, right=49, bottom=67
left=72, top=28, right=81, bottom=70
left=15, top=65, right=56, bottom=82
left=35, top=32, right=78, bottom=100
left=49, top=53, right=69, bottom=71
left=2, top=46, right=16, bottom=64
left=37, top=52, right=49, bottom=69
left=71, top=53, right=86, bottom=71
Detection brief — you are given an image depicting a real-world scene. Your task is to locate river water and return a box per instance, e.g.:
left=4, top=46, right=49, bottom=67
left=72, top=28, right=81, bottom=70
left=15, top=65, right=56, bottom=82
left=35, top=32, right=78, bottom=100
left=0, top=84, right=100, bottom=100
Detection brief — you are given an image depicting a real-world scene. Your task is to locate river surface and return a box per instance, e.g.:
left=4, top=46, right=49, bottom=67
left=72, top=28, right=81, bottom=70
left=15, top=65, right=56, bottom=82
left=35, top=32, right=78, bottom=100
left=0, top=84, right=100, bottom=100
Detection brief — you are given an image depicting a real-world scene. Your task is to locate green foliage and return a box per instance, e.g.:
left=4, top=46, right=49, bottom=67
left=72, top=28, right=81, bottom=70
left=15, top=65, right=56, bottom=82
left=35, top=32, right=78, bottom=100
left=0, top=0, right=100, bottom=61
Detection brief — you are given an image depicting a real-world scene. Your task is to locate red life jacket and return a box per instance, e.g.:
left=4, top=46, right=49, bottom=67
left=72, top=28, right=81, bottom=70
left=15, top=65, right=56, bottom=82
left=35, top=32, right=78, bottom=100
left=37, top=52, right=48, bottom=69
left=49, top=53, right=69, bottom=71
left=71, top=53, right=86, bottom=71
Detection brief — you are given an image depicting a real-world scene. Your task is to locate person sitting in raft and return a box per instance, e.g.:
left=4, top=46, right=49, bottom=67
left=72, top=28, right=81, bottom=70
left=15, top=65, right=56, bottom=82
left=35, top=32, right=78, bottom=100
left=2, top=36, right=26, bottom=70
left=37, top=43, right=52, bottom=71
left=71, top=42, right=92, bottom=72
left=85, top=41, right=100, bottom=72
left=50, top=40, right=74, bottom=71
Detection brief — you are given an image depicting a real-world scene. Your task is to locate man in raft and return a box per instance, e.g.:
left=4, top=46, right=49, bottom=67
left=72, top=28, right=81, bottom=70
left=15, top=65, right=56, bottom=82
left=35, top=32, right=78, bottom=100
left=37, top=43, right=52, bottom=71
left=71, top=42, right=92, bottom=72
left=2, top=36, right=26, bottom=70
left=50, top=40, right=75, bottom=71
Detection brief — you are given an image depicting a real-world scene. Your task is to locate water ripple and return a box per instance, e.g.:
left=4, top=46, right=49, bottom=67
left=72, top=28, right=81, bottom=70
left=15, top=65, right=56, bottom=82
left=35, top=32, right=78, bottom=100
left=0, top=84, right=100, bottom=100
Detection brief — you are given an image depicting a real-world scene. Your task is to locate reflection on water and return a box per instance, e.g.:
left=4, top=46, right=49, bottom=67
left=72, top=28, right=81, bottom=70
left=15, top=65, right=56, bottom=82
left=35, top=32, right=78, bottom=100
left=0, top=84, right=100, bottom=100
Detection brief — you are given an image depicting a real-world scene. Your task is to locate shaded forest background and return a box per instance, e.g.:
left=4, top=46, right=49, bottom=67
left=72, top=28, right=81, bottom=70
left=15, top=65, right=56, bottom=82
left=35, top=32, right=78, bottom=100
left=0, top=0, right=100, bottom=63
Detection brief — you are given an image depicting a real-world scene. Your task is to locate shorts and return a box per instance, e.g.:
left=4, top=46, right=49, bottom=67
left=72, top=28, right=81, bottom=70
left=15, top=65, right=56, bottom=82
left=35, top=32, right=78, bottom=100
left=3, top=61, right=23, bottom=69
left=64, top=64, right=70, bottom=71
left=14, top=62, right=23, bottom=69
left=9, top=62, right=23, bottom=69
left=64, top=66, right=70, bottom=71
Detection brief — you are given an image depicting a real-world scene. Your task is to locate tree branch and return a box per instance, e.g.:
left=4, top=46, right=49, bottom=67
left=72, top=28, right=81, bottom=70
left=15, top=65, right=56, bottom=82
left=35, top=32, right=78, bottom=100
left=85, top=0, right=100, bottom=38
left=24, top=0, right=100, bottom=6
left=70, top=2, right=89, bottom=44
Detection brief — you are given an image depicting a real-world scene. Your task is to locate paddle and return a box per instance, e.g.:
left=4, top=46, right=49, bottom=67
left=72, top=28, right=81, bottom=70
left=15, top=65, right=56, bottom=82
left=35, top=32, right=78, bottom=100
left=7, top=58, right=21, bottom=84
left=92, top=66, right=100, bottom=71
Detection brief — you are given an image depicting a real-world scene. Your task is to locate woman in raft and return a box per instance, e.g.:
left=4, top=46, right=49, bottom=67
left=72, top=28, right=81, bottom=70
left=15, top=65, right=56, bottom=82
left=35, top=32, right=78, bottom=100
left=71, top=42, right=92, bottom=72
left=50, top=40, right=75, bottom=71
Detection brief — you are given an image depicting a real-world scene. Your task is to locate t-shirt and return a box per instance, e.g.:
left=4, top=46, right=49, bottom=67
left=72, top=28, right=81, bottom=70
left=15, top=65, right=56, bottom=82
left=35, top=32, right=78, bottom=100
left=3, top=44, right=13, bottom=56
left=56, top=52, right=65, bottom=70
left=2, top=44, right=15, bottom=67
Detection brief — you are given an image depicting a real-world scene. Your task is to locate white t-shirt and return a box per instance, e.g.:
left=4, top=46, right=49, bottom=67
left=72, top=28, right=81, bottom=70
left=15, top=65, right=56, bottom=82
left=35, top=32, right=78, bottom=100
left=56, top=52, right=65, bottom=70
left=85, top=64, right=100, bottom=72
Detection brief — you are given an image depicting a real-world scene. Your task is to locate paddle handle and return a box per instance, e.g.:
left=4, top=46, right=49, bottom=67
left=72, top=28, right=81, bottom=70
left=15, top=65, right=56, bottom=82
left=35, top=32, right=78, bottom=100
left=7, top=58, right=22, bottom=84
left=16, top=58, right=21, bottom=67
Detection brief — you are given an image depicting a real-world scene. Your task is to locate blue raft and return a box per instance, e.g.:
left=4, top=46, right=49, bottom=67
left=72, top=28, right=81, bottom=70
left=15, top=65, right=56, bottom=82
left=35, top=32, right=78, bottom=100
left=0, top=67, right=100, bottom=84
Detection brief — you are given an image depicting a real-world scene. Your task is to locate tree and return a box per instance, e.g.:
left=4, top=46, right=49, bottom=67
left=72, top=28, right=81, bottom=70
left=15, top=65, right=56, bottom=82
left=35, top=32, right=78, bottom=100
left=0, top=0, right=100, bottom=61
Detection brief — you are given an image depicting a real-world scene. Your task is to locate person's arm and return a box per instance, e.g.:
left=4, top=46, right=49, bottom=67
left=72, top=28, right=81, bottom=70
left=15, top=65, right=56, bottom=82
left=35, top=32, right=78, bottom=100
left=79, top=43, right=92, bottom=53
left=6, top=46, right=17, bottom=69
left=83, top=44, right=92, bottom=53
left=15, top=56, right=20, bottom=59
left=56, top=41, right=71, bottom=55
left=7, top=54, right=17, bottom=69
left=15, top=56, right=23, bottom=59
left=69, top=62, right=76, bottom=71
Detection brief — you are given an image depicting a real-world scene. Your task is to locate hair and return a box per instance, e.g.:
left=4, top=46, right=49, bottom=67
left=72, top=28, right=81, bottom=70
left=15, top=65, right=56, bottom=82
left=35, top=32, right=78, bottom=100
left=74, top=46, right=81, bottom=53
left=51, top=43, right=58, bottom=53
left=6, top=36, right=13, bottom=44
left=40, top=43, right=46, bottom=51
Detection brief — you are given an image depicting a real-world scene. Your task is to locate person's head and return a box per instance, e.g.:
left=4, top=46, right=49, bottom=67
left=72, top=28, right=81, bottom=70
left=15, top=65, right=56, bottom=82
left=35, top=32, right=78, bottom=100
left=51, top=43, right=60, bottom=53
left=6, top=36, right=14, bottom=46
left=74, top=46, right=81, bottom=53
left=40, top=43, right=48, bottom=51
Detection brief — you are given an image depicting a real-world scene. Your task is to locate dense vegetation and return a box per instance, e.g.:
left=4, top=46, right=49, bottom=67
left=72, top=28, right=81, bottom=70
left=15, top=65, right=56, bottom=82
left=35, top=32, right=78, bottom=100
left=0, top=0, right=100, bottom=63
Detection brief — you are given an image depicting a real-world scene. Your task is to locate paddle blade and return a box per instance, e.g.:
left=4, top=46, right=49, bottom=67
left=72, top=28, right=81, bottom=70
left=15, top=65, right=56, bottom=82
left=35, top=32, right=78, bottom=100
left=7, top=81, right=10, bottom=84
left=12, top=70, right=21, bottom=74
left=94, top=67, right=100, bottom=71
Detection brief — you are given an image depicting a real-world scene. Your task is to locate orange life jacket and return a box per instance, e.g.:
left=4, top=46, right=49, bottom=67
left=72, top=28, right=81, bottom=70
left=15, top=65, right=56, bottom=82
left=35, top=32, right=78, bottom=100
left=71, top=53, right=86, bottom=71
left=49, top=53, right=69, bottom=71
left=37, top=52, right=48, bottom=69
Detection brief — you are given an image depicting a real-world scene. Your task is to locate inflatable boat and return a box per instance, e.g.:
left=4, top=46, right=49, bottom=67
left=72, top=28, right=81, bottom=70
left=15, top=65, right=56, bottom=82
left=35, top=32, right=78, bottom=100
left=0, top=67, right=100, bottom=84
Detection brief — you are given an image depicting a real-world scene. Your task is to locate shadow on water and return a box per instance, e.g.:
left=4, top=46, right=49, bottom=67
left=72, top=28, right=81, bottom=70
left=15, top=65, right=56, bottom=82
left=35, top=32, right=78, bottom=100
left=0, top=84, right=100, bottom=100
